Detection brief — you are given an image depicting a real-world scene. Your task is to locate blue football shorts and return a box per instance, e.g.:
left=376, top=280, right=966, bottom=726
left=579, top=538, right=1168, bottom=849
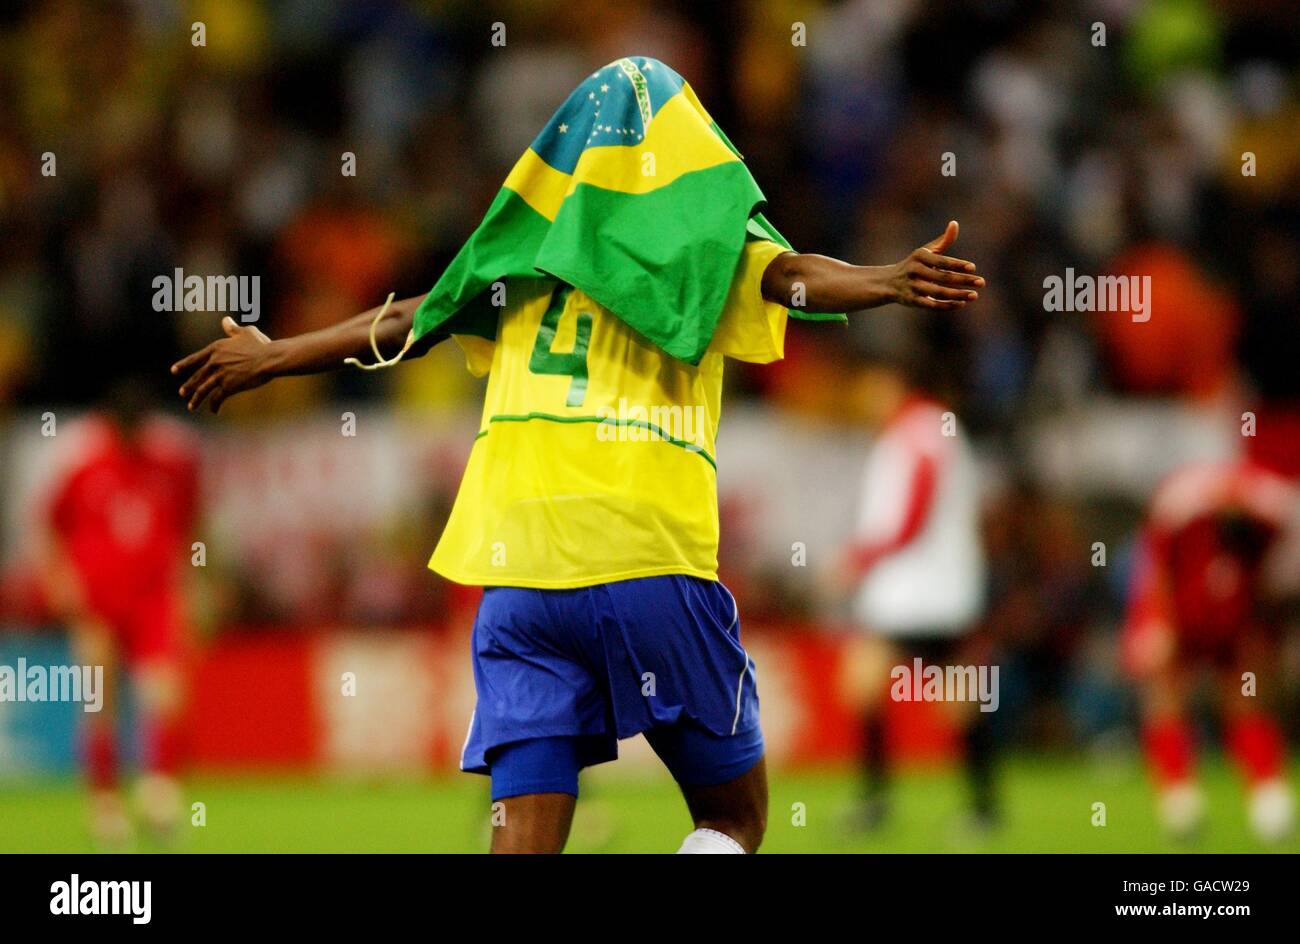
left=458, top=574, right=765, bottom=801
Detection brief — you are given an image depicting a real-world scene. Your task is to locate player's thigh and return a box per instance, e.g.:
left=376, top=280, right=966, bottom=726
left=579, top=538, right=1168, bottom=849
left=837, top=631, right=898, bottom=713
left=484, top=736, right=588, bottom=853
left=70, top=616, right=117, bottom=671
left=121, top=594, right=187, bottom=716
left=914, top=636, right=983, bottom=726
left=69, top=616, right=121, bottom=721
left=462, top=588, right=617, bottom=778
left=1139, top=660, right=1189, bottom=719
left=132, top=660, right=184, bottom=717
left=645, top=722, right=767, bottom=842
left=1217, top=632, right=1276, bottom=716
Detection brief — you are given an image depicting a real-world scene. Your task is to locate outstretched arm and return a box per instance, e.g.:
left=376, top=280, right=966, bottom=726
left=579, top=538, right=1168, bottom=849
left=171, top=293, right=446, bottom=413
left=761, top=220, right=983, bottom=312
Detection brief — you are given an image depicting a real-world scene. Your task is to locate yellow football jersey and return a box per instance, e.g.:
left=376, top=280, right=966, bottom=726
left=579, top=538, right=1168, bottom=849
left=429, top=238, right=791, bottom=588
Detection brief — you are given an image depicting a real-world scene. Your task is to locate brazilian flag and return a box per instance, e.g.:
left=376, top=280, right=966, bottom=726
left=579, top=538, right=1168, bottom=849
left=412, top=56, right=842, bottom=366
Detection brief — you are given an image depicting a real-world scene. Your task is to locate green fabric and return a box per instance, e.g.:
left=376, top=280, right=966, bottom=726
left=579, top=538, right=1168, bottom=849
left=534, top=162, right=765, bottom=364
left=414, top=188, right=552, bottom=342
left=411, top=57, right=846, bottom=364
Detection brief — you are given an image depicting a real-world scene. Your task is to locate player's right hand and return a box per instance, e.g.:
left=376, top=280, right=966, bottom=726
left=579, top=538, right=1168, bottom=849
left=889, top=220, right=984, bottom=310
left=171, top=317, right=274, bottom=414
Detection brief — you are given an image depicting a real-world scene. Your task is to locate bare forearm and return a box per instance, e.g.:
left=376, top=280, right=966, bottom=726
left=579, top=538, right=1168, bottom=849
left=172, top=292, right=449, bottom=413
left=263, top=293, right=441, bottom=377
left=760, top=223, right=983, bottom=313
left=761, top=253, right=899, bottom=311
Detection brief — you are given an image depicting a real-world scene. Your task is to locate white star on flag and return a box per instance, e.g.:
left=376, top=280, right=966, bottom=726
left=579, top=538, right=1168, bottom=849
left=558, top=123, right=568, bottom=133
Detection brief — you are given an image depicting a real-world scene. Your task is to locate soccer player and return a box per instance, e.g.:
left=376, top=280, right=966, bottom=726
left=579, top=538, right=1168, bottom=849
left=1124, top=457, right=1298, bottom=842
left=172, top=58, right=982, bottom=853
left=824, top=347, right=991, bottom=831
left=44, top=378, right=198, bottom=845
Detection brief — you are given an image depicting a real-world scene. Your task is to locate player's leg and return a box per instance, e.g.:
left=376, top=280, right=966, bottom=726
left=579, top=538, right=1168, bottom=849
left=125, top=593, right=188, bottom=838
left=592, top=575, right=767, bottom=852
left=486, top=736, right=582, bottom=853
left=490, top=795, right=577, bottom=853
left=938, top=692, right=997, bottom=827
left=1138, top=663, right=1201, bottom=837
left=71, top=616, right=129, bottom=845
left=943, top=636, right=999, bottom=827
left=678, top=756, right=768, bottom=853
left=958, top=705, right=997, bottom=825
left=645, top=722, right=768, bottom=853
left=1218, top=634, right=1292, bottom=842
left=132, top=659, right=186, bottom=836
left=461, top=587, right=616, bottom=853
left=836, top=631, right=898, bottom=828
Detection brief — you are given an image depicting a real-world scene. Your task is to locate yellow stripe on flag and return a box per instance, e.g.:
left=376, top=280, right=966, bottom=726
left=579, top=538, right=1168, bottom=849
left=504, top=83, right=742, bottom=219
left=503, top=148, right=573, bottom=222
left=680, top=82, right=717, bottom=130
left=569, top=87, right=738, bottom=196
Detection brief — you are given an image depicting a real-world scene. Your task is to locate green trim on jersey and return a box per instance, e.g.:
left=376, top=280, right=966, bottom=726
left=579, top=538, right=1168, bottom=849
left=475, top=411, right=718, bottom=470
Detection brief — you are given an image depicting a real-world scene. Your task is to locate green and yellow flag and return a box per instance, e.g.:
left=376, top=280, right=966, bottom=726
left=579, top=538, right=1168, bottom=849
left=411, top=56, right=842, bottom=366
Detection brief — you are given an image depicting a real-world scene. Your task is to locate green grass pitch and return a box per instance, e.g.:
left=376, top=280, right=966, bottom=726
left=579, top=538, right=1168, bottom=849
left=2, top=755, right=1295, bottom=853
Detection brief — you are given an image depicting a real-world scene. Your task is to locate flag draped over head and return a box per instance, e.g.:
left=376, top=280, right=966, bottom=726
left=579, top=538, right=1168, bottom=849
left=411, top=56, right=843, bottom=366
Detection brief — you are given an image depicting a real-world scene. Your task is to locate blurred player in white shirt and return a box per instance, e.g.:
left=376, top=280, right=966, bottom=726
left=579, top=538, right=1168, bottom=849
left=826, top=344, right=993, bottom=831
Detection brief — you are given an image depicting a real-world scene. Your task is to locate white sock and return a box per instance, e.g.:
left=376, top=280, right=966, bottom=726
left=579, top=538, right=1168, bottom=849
left=676, top=828, right=746, bottom=854
left=1157, top=782, right=1204, bottom=838
left=1248, top=779, right=1295, bottom=843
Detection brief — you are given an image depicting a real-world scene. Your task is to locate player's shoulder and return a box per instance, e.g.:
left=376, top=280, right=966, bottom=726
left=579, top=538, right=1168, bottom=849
left=1149, top=459, right=1294, bottom=526
left=138, top=414, right=202, bottom=466
left=1150, top=461, right=1227, bottom=523
left=52, top=414, right=115, bottom=472
left=887, top=398, right=957, bottom=454
left=41, top=415, right=118, bottom=507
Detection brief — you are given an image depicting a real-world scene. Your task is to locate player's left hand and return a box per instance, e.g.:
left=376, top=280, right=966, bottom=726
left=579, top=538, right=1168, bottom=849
left=171, top=317, right=273, bottom=413
left=888, top=220, right=984, bottom=310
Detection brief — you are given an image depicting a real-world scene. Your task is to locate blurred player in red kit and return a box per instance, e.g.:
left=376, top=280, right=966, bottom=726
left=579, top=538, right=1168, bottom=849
left=43, top=379, right=199, bottom=845
left=1125, top=453, right=1299, bottom=842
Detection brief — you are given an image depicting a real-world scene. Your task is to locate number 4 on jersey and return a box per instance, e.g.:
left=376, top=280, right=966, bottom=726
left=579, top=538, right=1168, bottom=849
left=529, top=284, right=592, bottom=407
